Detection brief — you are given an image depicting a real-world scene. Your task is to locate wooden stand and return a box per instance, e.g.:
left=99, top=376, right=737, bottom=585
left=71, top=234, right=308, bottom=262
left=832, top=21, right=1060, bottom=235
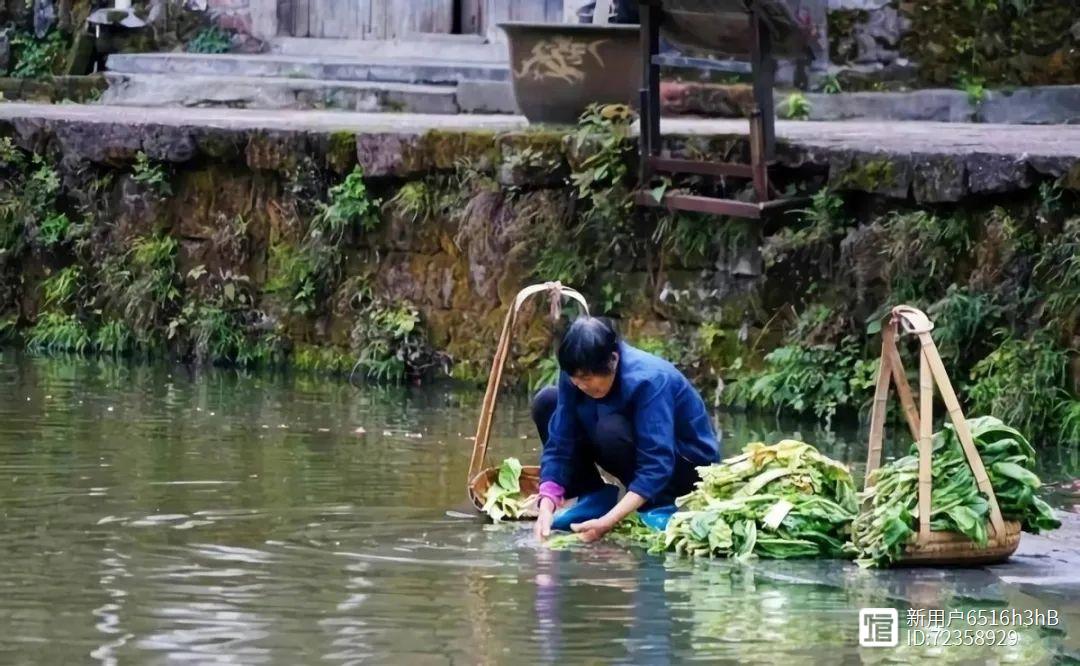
left=635, top=0, right=805, bottom=219
left=865, top=306, right=1020, bottom=565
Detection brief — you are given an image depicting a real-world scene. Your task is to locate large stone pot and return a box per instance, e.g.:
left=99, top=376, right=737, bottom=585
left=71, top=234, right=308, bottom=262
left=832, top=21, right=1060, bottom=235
left=500, top=22, right=641, bottom=124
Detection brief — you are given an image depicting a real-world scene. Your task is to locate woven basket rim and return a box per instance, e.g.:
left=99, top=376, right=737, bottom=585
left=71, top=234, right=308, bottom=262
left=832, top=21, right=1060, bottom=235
left=468, top=465, right=541, bottom=513
left=899, top=520, right=1021, bottom=564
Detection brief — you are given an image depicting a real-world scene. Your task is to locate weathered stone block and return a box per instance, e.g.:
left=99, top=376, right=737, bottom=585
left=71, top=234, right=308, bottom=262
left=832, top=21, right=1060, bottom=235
left=195, top=128, right=244, bottom=160
left=456, top=80, right=517, bottom=114
left=54, top=121, right=142, bottom=165
left=141, top=126, right=197, bottom=163
left=976, top=86, right=1080, bottom=125
left=375, top=206, right=447, bottom=255
left=830, top=150, right=913, bottom=198
left=418, top=130, right=498, bottom=172
left=966, top=153, right=1031, bottom=194
left=245, top=130, right=305, bottom=171
left=912, top=154, right=966, bottom=203
left=1028, top=155, right=1075, bottom=180
left=807, top=89, right=973, bottom=123
left=654, top=247, right=763, bottom=324
left=496, top=131, right=568, bottom=188
left=356, top=132, right=423, bottom=177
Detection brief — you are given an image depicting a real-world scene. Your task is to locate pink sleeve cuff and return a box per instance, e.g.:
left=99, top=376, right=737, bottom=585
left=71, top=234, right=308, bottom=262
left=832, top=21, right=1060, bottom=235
left=539, top=481, right=565, bottom=507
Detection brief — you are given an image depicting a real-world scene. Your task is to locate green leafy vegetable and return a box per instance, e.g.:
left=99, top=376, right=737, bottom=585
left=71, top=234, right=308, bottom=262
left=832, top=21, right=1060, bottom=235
left=498, top=457, right=522, bottom=494
left=482, top=457, right=535, bottom=523
left=848, top=416, right=1061, bottom=568
left=611, top=440, right=857, bottom=560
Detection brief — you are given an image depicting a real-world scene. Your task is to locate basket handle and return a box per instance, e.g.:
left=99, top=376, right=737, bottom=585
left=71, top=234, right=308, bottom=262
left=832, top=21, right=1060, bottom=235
left=466, top=282, right=589, bottom=485
left=864, top=306, right=1007, bottom=542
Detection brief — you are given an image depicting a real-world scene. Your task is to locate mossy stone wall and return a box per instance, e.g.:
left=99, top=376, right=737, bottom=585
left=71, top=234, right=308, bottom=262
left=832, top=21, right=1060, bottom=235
left=1, top=117, right=1078, bottom=447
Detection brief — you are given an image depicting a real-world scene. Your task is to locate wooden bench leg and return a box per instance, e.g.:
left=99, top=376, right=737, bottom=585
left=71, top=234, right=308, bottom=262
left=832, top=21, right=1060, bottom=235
left=750, top=111, right=769, bottom=203
left=749, top=10, right=776, bottom=160
left=639, top=0, right=660, bottom=183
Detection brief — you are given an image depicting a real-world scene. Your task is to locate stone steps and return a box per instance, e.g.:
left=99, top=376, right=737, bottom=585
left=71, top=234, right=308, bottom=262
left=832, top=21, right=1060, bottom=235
left=101, top=51, right=518, bottom=114
left=663, top=82, right=1080, bottom=125
left=269, top=35, right=508, bottom=63
left=105, top=52, right=511, bottom=85
left=100, top=72, right=462, bottom=114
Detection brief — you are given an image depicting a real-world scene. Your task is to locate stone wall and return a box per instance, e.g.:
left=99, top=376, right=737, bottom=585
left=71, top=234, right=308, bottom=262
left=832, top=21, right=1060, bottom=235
left=0, top=115, right=1077, bottom=408
left=828, top=0, right=1080, bottom=88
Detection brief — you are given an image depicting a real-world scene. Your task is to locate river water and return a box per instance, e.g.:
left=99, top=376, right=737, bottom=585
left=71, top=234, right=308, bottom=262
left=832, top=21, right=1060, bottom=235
left=0, top=353, right=1077, bottom=664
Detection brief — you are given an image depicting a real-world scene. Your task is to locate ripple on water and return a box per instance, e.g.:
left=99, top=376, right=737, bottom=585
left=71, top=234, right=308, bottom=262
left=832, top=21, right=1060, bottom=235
left=0, top=352, right=1074, bottom=664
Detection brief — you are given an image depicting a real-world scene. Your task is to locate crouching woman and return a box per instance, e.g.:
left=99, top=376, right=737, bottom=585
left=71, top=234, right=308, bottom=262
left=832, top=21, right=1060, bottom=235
left=533, top=316, right=720, bottom=542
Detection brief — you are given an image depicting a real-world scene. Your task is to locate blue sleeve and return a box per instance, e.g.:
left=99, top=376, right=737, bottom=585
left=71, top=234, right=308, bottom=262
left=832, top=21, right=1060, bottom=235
left=627, top=375, right=676, bottom=500
left=539, top=372, right=577, bottom=487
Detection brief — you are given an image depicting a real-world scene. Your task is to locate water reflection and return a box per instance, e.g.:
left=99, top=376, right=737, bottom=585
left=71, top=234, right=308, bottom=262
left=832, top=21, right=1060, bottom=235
left=0, top=352, right=1075, bottom=664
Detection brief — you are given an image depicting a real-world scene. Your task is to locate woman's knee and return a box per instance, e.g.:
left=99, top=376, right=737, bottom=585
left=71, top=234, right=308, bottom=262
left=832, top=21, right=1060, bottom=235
left=593, top=414, right=635, bottom=484
left=531, top=386, right=559, bottom=438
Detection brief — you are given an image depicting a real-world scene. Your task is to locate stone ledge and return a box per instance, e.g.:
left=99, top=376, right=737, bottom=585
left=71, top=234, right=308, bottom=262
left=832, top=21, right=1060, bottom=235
left=0, top=75, right=107, bottom=104
left=663, top=83, right=1080, bottom=126
left=1, top=104, right=1078, bottom=203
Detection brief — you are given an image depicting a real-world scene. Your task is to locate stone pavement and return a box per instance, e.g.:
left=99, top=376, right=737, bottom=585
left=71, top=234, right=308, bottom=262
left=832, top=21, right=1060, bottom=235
left=0, top=102, right=528, bottom=133
left=3, top=103, right=1080, bottom=157
left=2, top=103, right=1078, bottom=202
left=0, top=104, right=1075, bottom=150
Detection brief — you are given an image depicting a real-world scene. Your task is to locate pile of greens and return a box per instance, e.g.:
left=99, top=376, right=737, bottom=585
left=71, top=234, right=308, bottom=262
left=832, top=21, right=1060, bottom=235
left=545, top=441, right=857, bottom=557
left=849, top=416, right=1060, bottom=568
left=662, top=440, right=858, bottom=560
left=482, top=457, right=536, bottom=522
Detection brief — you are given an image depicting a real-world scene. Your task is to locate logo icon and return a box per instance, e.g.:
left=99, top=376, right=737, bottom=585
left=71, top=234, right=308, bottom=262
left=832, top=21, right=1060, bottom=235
left=859, top=608, right=899, bottom=647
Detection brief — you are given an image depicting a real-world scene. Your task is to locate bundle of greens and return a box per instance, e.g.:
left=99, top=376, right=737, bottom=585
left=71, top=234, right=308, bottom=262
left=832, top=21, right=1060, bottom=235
left=608, top=513, right=666, bottom=552
left=482, top=457, right=536, bottom=522
left=849, top=416, right=1060, bottom=568
left=662, top=440, right=858, bottom=560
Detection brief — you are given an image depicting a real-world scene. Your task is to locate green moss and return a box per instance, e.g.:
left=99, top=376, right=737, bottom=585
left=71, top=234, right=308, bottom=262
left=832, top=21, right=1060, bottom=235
left=419, top=129, right=500, bottom=171
left=326, top=131, right=358, bottom=174
left=838, top=159, right=895, bottom=192
left=498, top=130, right=566, bottom=156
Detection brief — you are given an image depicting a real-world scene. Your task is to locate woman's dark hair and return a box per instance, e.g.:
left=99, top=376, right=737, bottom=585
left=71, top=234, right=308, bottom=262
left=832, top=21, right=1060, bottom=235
left=557, top=316, right=619, bottom=376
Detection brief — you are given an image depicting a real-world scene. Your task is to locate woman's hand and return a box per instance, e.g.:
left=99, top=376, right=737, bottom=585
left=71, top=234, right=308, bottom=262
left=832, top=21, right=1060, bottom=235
left=569, top=492, right=645, bottom=543
left=534, top=497, right=556, bottom=541
left=570, top=516, right=614, bottom=543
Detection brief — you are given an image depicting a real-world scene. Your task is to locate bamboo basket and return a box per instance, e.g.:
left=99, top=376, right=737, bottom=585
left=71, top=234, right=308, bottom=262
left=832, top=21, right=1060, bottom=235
left=466, top=282, right=590, bottom=518
left=864, top=305, right=1021, bottom=566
